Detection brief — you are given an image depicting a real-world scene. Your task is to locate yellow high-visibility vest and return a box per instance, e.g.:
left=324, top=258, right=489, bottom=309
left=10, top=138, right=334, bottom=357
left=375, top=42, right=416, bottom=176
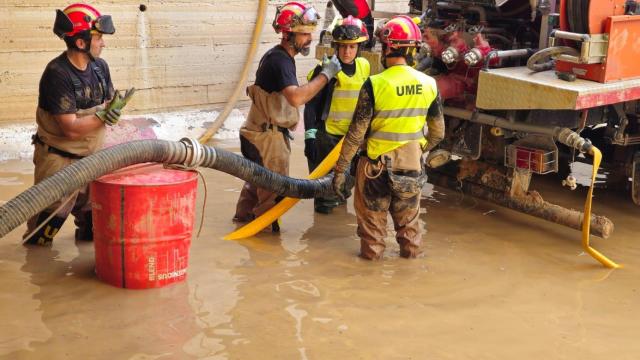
left=325, top=57, right=370, bottom=135
left=307, top=57, right=370, bottom=136
left=367, top=65, right=438, bottom=160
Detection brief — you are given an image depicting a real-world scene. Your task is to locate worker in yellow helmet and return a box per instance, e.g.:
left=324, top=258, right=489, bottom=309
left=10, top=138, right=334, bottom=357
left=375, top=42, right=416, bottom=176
left=304, top=16, right=371, bottom=214
left=332, top=16, right=445, bottom=259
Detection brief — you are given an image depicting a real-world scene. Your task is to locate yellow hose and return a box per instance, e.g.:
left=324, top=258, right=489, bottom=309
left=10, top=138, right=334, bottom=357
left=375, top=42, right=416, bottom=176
left=198, top=0, right=268, bottom=144
left=582, top=146, right=621, bottom=268
left=224, top=138, right=345, bottom=240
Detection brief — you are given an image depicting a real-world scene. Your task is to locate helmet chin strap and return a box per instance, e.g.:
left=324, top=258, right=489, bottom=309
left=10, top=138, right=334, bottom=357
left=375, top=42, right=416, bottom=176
left=381, top=44, right=394, bottom=69
left=83, top=44, right=96, bottom=61
left=381, top=44, right=414, bottom=68
left=73, top=33, right=95, bottom=61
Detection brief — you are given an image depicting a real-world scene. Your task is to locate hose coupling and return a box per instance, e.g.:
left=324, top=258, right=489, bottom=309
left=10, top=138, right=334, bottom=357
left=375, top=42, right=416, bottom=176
left=562, top=175, right=578, bottom=190
left=556, top=128, right=592, bottom=153
left=176, top=137, right=207, bottom=170
left=441, top=47, right=459, bottom=64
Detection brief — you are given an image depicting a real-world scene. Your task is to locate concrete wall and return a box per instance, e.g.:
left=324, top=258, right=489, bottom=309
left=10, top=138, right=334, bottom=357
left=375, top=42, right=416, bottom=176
left=0, top=0, right=409, bottom=124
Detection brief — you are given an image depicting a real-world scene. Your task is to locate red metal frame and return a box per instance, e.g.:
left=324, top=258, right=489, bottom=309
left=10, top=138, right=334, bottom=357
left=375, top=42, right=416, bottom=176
left=556, top=15, right=640, bottom=83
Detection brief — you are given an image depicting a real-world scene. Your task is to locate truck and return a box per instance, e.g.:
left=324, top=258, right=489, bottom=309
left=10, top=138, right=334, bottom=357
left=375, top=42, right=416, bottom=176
left=317, top=0, right=640, bottom=266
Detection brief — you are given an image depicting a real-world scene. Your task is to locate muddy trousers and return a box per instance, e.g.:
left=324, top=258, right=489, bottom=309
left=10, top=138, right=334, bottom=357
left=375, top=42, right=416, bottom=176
left=24, top=142, right=92, bottom=245
left=234, top=127, right=291, bottom=226
left=306, top=129, right=346, bottom=213
left=354, top=157, right=422, bottom=259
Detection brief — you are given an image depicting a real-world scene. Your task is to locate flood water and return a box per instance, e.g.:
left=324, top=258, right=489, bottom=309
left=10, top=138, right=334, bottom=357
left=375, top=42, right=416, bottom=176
left=0, top=138, right=638, bottom=359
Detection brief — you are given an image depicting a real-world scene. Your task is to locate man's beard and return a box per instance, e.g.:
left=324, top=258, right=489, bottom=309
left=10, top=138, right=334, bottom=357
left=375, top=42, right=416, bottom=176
left=295, top=40, right=312, bottom=56
left=299, top=46, right=311, bottom=56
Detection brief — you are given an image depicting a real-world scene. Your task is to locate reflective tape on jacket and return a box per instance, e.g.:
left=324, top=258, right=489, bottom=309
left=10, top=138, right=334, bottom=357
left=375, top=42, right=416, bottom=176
left=367, top=65, right=438, bottom=160
left=325, top=57, right=370, bottom=135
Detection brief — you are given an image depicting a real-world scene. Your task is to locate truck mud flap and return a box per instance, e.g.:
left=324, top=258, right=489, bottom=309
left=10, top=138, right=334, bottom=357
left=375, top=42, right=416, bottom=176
left=452, top=123, right=483, bottom=160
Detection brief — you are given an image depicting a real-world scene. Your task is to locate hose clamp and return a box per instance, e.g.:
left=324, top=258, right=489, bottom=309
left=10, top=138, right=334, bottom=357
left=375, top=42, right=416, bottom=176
left=175, top=137, right=206, bottom=170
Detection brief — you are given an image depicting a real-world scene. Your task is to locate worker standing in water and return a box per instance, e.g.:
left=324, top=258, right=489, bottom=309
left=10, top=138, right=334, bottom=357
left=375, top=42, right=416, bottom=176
left=233, top=2, right=343, bottom=231
left=332, top=16, right=445, bottom=259
left=24, top=3, right=135, bottom=245
left=304, top=16, right=370, bottom=214
left=330, top=0, right=375, bottom=49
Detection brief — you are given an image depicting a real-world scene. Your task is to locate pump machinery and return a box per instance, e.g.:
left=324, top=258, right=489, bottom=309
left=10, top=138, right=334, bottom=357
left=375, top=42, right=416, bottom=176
left=318, top=0, right=640, bottom=242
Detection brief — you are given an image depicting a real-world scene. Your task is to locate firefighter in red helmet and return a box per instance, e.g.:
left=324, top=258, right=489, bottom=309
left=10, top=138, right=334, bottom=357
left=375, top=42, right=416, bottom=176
left=304, top=16, right=371, bottom=214
left=24, top=4, right=135, bottom=245
left=330, top=0, right=375, bottom=49
left=332, top=16, right=446, bottom=259
left=233, top=2, right=344, bottom=232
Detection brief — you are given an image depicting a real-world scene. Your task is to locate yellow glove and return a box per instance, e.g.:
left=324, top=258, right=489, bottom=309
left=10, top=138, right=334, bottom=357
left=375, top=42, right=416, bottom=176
left=96, top=88, right=136, bottom=126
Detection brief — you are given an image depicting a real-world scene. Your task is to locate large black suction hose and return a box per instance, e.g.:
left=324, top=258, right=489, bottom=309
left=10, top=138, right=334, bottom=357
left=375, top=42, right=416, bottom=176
left=0, top=138, right=340, bottom=239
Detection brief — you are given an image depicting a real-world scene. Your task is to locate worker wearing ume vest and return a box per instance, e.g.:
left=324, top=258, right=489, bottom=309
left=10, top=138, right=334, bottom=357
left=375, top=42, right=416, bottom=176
left=304, top=16, right=370, bottom=214
left=332, top=16, right=445, bottom=260
left=233, top=2, right=342, bottom=232
left=24, top=3, right=135, bottom=246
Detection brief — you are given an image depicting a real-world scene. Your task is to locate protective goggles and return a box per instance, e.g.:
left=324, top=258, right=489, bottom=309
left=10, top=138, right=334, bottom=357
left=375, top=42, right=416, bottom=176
left=285, top=5, right=320, bottom=33
left=333, top=25, right=365, bottom=41
left=295, top=6, right=320, bottom=27
left=92, top=15, right=115, bottom=35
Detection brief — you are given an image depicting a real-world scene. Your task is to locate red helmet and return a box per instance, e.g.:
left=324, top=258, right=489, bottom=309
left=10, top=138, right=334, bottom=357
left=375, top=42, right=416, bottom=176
left=332, top=15, right=368, bottom=44
left=53, top=3, right=115, bottom=39
left=377, top=15, right=421, bottom=48
left=272, top=2, right=320, bottom=34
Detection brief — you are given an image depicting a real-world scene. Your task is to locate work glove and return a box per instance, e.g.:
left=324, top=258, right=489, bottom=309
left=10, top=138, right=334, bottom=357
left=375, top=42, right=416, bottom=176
left=96, top=87, right=136, bottom=126
left=332, top=171, right=347, bottom=202
left=320, top=55, right=342, bottom=80
left=96, top=108, right=121, bottom=126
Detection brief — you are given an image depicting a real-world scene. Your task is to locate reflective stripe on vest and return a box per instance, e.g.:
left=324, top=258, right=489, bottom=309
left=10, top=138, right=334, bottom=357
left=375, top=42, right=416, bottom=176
left=367, top=65, right=438, bottom=160
left=325, top=57, right=370, bottom=135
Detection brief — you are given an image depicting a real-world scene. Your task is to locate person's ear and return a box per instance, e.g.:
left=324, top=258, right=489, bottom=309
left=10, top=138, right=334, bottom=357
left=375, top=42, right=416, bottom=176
left=75, top=38, right=86, bottom=49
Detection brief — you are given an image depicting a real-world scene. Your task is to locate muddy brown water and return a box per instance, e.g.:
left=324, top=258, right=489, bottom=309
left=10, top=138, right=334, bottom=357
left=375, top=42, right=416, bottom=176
left=0, top=138, right=638, bottom=359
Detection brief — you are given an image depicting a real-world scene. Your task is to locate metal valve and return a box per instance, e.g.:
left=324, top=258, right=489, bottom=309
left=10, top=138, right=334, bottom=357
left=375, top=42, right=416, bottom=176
left=441, top=47, right=459, bottom=64
left=464, top=48, right=483, bottom=66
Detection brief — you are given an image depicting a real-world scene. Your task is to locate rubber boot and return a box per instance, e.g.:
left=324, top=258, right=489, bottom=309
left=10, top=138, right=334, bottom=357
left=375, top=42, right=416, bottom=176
left=23, top=212, right=68, bottom=246
left=74, top=211, right=94, bottom=242
left=271, top=219, right=281, bottom=233
left=314, top=197, right=339, bottom=214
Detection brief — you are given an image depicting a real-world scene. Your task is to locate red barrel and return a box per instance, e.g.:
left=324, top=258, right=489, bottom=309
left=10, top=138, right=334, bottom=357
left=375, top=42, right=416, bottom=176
left=90, top=164, right=198, bottom=289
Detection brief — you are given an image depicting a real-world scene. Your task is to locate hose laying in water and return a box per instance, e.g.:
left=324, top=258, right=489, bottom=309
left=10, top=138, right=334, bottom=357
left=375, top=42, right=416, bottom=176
left=0, top=139, right=341, bottom=239
left=582, top=147, right=621, bottom=268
